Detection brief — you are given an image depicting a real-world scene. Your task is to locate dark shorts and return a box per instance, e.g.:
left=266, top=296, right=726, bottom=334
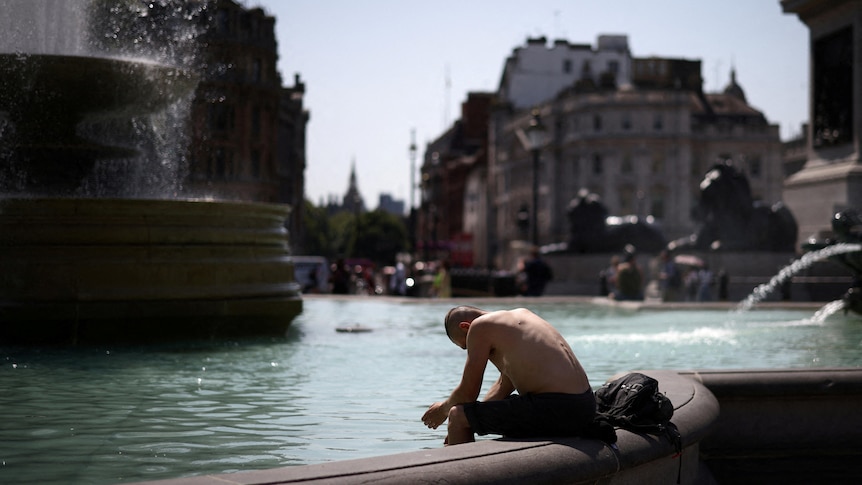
left=462, top=389, right=596, bottom=438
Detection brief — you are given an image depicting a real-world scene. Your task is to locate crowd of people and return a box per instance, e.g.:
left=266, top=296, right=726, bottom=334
left=308, top=247, right=728, bottom=303
left=599, top=248, right=728, bottom=302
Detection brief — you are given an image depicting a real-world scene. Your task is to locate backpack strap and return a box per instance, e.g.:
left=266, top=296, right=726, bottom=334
left=664, top=421, right=682, bottom=484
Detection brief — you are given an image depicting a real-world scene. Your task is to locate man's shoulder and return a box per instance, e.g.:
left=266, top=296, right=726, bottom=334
left=474, top=309, right=526, bottom=326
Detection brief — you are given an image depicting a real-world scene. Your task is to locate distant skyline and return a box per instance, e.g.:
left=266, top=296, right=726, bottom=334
left=252, top=0, right=809, bottom=212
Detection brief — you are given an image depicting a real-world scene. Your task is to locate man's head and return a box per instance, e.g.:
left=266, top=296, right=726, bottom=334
left=444, top=305, right=484, bottom=348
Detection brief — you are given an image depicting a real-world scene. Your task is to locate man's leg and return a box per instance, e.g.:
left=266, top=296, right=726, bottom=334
left=446, top=405, right=474, bottom=445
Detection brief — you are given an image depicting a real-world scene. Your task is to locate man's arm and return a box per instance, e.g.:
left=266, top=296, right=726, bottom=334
left=482, top=373, right=515, bottom=401
left=422, top=322, right=493, bottom=429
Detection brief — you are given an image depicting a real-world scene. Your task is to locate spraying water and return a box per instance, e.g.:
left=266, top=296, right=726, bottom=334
left=807, top=299, right=847, bottom=324
left=1, top=0, right=90, bottom=55
left=0, top=0, right=211, bottom=198
left=736, top=243, right=862, bottom=312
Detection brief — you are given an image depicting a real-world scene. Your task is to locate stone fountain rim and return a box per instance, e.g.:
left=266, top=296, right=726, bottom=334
left=0, top=196, right=292, bottom=214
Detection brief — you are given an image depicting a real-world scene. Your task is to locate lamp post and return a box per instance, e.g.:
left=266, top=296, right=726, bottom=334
left=522, top=109, right=547, bottom=246
left=409, top=130, right=417, bottom=212
left=409, top=130, right=417, bottom=256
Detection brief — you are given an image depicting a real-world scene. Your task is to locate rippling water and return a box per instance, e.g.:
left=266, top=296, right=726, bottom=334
left=2, top=297, right=861, bottom=484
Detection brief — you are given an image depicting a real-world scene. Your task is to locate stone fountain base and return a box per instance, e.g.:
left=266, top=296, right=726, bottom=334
left=0, top=198, right=302, bottom=345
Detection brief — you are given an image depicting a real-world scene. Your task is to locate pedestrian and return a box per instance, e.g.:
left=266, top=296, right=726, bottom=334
left=599, top=255, right=620, bottom=297
left=697, top=264, right=714, bottom=302
left=329, top=258, right=350, bottom=294
left=613, top=251, right=643, bottom=301
left=431, top=260, right=452, bottom=298
left=389, top=261, right=407, bottom=296
left=657, top=250, right=682, bottom=302
left=684, top=269, right=699, bottom=301
left=718, top=268, right=729, bottom=301
left=522, top=247, right=553, bottom=296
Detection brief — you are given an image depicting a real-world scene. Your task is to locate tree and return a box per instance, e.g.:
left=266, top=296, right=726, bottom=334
left=299, top=201, right=409, bottom=266
left=353, top=210, right=409, bottom=265
left=299, top=200, right=335, bottom=258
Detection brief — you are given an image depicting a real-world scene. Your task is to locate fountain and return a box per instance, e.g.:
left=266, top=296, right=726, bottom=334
left=0, top=1, right=302, bottom=344
left=801, top=209, right=862, bottom=316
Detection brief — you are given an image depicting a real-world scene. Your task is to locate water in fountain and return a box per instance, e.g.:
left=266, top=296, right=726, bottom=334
left=2, top=298, right=860, bottom=484
left=736, top=242, right=862, bottom=312
left=0, top=0, right=209, bottom=198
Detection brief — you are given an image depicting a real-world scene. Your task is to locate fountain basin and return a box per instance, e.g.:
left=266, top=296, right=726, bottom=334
left=0, top=54, right=197, bottom=124
left=0, top=197, right=302, bottom=344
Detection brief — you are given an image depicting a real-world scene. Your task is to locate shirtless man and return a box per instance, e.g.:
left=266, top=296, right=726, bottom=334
left=421, top=305, right=594, bottom=445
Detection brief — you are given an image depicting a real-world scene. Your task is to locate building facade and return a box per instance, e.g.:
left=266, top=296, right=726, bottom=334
left=185, top=1, right=307, bottom=209
left=418, top=92, right=493, bottom=265
left=498, top=35, right=632, bottom=110
left=487, top=58, right=783, bottom=269
left=422, top=36, right=785, bottom=271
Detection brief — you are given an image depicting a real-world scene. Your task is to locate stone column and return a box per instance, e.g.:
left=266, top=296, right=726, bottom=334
left=782, top=0, right=862, bottom=247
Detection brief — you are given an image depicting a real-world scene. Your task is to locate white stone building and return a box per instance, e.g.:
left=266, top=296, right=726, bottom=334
left=498, top=35, right=632, bottom=110
left=477, top=37, right=785, bottom=270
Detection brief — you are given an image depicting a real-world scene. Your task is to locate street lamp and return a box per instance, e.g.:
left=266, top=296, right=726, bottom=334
left=409, top=130, right=417, bottom=256
left=409, top=131, right=417, bottom=212
left=519, top=109, right=547, bottom=246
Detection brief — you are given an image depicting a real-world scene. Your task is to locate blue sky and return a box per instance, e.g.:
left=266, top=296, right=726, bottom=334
left=253, top=1, right=809, bottom=211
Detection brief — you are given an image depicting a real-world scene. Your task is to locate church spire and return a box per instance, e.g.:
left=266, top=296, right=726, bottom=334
left=343, top=157, right=365, bottom=213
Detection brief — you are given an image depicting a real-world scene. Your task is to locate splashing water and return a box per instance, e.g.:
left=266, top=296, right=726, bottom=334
left=0, top=0, right=212, bottom=198
left=736, top=243, right=862, bottom=312
left=807, top=299, right=847, bottom=324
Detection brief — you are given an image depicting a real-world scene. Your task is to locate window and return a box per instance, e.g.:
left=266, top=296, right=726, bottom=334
left=621, top=113, right=631, bottom=131
left=209, top=103, right=235, bottom=132
left=563, top=59, right=572, bottom=74
left=593, top=114, right=602, bottom=132
left=653, top=113, right=663, bottom=131
left=592, top=153, right=603, bottom=175
left=608, top=60, right=619, bottom=74
left=749, top=155, right=762, bottom=177
left=213, top=148, right=226, bottom=178
left=251, top=150, right=261, bottom=178
left=621, top=153, right=633, bottom=174
left=651, top=152, right=665, bottom=174
left=251, top=106, right=261, bottom=138
left=251, top=59, right=262, bottom=83
left=217, top=10, right=231, bottom=34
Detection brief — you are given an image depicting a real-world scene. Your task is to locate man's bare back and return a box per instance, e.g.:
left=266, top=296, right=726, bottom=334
left=473, top=308, right=590, bottom=395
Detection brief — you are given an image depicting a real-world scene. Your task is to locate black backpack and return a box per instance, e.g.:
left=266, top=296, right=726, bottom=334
left=595, top=372, right=674, bottom=432
left=594, top=373, right=683, bottom=481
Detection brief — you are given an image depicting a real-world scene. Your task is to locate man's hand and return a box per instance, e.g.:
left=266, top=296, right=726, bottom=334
left=421, top=401, right=449, bottom=429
